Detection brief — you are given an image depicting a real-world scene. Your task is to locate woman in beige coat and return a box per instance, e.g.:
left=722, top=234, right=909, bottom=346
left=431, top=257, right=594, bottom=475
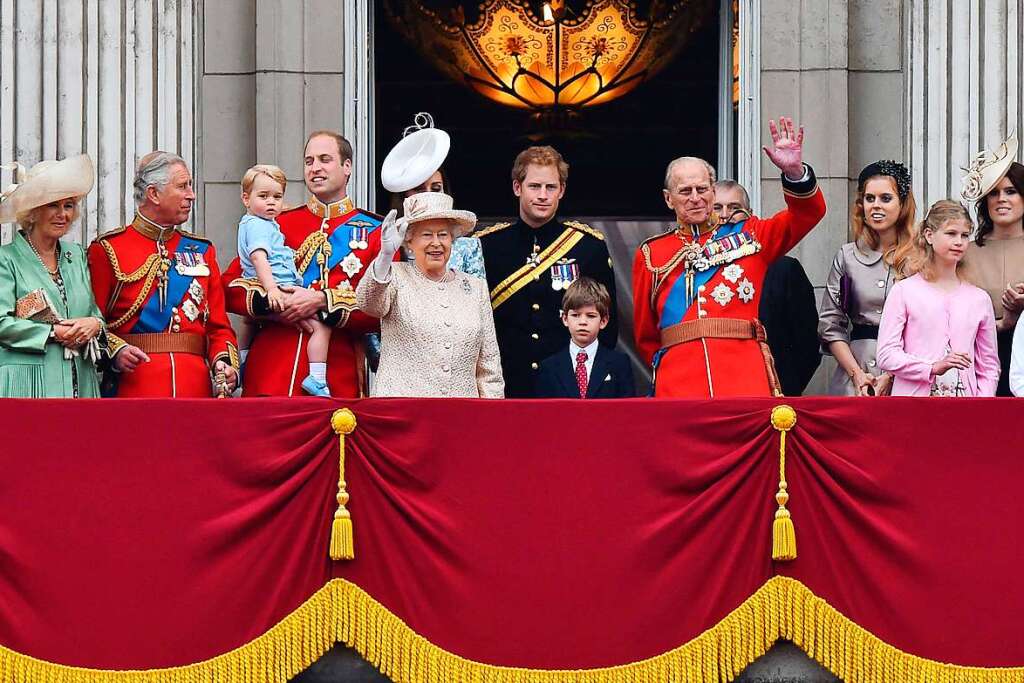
left=356, top=192, right=504, bottom=398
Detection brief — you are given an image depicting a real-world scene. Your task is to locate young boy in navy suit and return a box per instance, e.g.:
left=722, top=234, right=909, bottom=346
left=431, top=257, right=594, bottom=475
left=535, top=277, right=636, bottom=398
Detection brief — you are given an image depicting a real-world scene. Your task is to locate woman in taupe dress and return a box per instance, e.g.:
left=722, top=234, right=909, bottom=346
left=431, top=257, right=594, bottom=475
left=960, top=136, right=1024, bottom=396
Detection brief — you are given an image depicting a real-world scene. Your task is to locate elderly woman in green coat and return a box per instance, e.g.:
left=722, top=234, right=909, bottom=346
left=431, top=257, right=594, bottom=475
left=0, top=154, right=105, bottom=397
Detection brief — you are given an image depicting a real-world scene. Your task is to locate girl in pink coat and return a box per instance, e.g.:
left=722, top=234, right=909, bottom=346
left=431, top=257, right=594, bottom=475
left=877, top=200, right=1000, bottom=396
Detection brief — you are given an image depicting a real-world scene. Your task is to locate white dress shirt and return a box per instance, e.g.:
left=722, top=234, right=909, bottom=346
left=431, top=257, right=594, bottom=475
left=569, top=338, right=599, bottom=382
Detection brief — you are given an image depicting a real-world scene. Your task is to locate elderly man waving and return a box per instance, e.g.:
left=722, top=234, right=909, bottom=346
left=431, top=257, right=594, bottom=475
left=632, top=117, right=826, bottom=397
left=88, top=151, right=239, bottom=397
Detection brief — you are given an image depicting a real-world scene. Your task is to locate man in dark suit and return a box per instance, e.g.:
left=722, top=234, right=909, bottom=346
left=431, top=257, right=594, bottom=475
left=477, top=146, right=618, bottom=398
left=535, top=278, right=635, bottom=398
left=713, top=180, right=821, bottom=395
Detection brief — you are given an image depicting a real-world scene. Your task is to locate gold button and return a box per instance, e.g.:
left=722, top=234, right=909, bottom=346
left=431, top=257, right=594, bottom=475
left=531, top=303, right=540, bottom=311
left=531, top=362, right=539, bottom=370
left=531, top=333, right=539, bottom=340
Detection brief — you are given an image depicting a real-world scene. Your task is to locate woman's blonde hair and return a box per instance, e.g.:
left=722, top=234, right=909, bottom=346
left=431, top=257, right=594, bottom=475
left=851, top=174, right=917, bottom=273
left=904, top=199, right=973, bottom=281
left=17, top=197, right=81, bottom=232
left=241, top=164, right=287, bottom=194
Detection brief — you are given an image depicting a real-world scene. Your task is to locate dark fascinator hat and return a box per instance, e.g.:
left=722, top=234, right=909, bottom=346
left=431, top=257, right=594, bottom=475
left=857, top=160, right=912, bottom=199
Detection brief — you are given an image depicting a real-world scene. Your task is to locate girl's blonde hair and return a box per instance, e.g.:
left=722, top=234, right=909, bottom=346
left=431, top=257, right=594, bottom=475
left=241, top=164, right=287, bottom=194
left=904, top=199, right=972, bottom=281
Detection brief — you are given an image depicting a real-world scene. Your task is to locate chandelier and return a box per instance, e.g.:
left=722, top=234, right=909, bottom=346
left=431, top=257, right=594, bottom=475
left=386, top=0, right=714, bottom=113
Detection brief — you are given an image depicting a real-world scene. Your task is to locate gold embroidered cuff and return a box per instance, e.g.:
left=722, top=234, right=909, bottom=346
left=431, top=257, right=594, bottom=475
left=106, top=332, right=127, bottom=357
left=325, top=287, right=358, bottom=315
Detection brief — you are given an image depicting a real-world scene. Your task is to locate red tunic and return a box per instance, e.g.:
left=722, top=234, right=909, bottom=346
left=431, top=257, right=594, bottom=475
left=633, top=170, right=826, bottom=398
left=223, top=196, right=383, bottom=397
left=87, top=215, right=239, bottom=397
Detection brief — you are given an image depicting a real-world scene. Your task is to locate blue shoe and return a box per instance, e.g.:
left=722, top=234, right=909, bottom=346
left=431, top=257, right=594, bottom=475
left=301, top=375, right=331, bottom=397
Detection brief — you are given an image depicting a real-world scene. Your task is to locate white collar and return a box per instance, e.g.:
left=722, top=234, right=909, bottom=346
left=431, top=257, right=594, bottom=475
left=570, top=338, right=599, bottom=359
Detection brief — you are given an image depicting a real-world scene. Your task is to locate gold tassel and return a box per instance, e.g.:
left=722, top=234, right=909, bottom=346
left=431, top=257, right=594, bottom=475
left=770, top=405, right=797, bottom=561
left=330, top=408, right=357, bottom=560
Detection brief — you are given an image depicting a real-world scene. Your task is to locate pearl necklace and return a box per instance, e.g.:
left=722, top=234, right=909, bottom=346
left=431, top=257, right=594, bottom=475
left=25, top=234, right=60, bottom=277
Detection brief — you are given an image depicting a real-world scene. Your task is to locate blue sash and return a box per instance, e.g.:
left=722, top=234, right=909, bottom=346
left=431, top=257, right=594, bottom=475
left=301, top=212, right=382, bottom=287
left=657, top=221, right=747, bottom=329
left=131, top=236, right=209, bottom=333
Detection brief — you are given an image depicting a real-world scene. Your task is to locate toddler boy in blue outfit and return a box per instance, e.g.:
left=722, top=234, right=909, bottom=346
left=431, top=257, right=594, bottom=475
left=237, top=164, right=332, bottom=396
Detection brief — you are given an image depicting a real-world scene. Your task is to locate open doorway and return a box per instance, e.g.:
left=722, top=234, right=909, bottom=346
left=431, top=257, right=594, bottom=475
left=374, top=0, right=734, bottom=221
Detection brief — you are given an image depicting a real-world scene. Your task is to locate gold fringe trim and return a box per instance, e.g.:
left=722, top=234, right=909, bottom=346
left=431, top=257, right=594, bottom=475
left=3, top=576, right=1022, bottom=683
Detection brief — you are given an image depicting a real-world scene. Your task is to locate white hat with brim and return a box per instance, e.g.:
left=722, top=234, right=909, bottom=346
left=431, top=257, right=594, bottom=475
left=962, top=133, right=1019, bottom=203
left=0, top=154, right=95, bottom=224
left=402, top=191, right=476, bottom=238
left=381, top=126, right=451, bottom=193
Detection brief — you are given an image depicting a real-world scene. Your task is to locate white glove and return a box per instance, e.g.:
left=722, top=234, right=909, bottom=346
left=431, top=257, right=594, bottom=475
left=373, top=209, right=407, bottom=280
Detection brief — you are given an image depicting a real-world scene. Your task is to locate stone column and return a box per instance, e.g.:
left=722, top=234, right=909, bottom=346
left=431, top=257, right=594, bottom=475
left=198, top=0, right=345, bottom=264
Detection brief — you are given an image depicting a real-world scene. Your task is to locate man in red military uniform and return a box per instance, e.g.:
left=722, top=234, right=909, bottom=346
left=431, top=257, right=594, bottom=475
left=88, top=152, right=239, bottom=397
left=222, top=130, right=384, bottom=397
left=633, top=117, right=826, bottom=397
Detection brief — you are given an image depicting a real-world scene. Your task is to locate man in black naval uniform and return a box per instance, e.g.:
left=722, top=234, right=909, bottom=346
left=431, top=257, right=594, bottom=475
left=476, top=146, right=617, bottom=397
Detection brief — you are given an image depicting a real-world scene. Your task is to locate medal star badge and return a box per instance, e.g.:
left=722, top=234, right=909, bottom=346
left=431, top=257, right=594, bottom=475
left=188, top=279, right=204, bottom=304
left=711, top=282, right=734, bottom=307
left=722, top=263, right=744, bottom=283
left=181, top=299, right=200, bottom=322
left=736, top=278, right=756, bottom=303
left=340, top=252, right=364, bottom=278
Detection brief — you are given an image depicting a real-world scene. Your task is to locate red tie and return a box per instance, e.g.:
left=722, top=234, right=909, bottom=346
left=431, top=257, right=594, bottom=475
left=575, top=351, right=589, bottom=399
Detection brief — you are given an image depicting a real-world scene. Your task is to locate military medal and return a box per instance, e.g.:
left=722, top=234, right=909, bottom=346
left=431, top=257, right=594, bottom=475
left=175, top=248, right=210, bottom=276
left=550, top=260, right=579, bottom=291
left=181, top=299, right=200, bottom=321
left=349, top=226, right=369, bottom=250
left=340, top=252, right=363, bottom=278
left=188, top=279, right=204, bottom=304
left=526, top=243, right=541, bottom=267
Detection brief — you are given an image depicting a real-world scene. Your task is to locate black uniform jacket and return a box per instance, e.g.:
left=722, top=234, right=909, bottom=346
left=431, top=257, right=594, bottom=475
left=758, top=255, right=821, bottom=395
left=535, top=344, right=636, bottom=399
left=477, top=217, right=618, bottom=398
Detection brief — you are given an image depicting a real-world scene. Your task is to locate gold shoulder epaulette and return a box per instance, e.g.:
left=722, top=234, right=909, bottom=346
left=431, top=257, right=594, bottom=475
left=565, top=220, right=604, bottom=241
left=473, top=221, right=513, bottom=238
left=178, top=229, right=213, bottom=244
left=93, top=225, right=127, bottom=243
left=639, top=228, right=678, bottom=250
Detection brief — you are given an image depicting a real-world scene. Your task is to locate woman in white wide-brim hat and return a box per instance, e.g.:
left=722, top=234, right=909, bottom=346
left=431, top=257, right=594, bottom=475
left=380, top=113, right=486, bottom=279
left=959, top=133, right=1024, bottom=395
left=0, top=154, right=105, bottom=397
left=355, top=192, right=504, bottom=398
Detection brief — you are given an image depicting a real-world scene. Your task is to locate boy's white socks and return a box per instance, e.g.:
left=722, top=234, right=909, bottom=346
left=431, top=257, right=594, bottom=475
left=310, top=362, right=327, bottom=383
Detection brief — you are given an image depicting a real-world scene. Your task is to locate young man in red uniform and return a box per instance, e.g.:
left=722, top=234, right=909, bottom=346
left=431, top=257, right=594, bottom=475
left=222, top=131, right=385, bottom=397
left=88, top=152, right=239, bottom=397
left=633, top=117, right=826, bottom=397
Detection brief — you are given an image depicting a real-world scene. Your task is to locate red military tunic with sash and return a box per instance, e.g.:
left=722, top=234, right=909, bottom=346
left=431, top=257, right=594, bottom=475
left=222, top=196, right=383, bottom=397
left=87, top=215, right=239, bottom=397
left=632, top=167, right=826, bottom=398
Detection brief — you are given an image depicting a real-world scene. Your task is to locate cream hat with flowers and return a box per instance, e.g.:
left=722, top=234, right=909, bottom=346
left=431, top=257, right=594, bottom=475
left=961, top=133, right=1019, bottom=203
left=402, top=192, right=476, bottom=238
left=0, top=154, right=95, bottom=224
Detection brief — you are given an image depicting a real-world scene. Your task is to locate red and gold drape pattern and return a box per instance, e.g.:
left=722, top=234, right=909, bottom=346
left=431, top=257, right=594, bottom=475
left=0, top=398, right=1021, bottom=682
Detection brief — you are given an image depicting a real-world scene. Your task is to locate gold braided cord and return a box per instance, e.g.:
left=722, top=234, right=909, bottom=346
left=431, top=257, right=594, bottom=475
left=1, top=576, right=1021, bottom=683
left=293, top=231, right=328, bottom=279
left=106, top=269, right=159, bottom=330
left=99, top=240, right=162, bottom=284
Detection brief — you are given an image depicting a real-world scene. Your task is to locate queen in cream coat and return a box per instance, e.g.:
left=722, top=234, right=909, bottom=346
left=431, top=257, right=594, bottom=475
left=356, top=192, right=503, bottom=398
